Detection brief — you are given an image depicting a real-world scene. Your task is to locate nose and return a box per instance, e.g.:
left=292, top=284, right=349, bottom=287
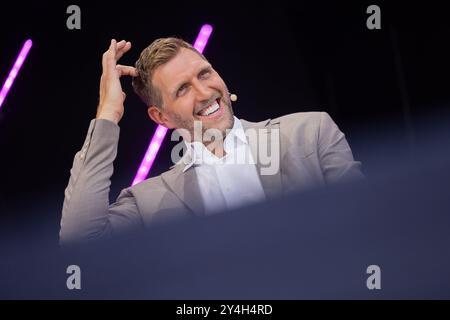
left=192, top=79, right=212, bottom=102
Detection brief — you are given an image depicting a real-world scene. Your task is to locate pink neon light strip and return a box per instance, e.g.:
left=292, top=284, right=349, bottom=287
left=132, top=24, right=213, bottom=186
left=0, top=39, right=33, bottom=109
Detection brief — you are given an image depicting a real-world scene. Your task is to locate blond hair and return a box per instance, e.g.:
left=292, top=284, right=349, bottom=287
left=132, top=37, right=206, bottom=108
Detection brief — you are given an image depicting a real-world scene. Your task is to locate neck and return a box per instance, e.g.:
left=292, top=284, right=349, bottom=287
left=205, top=138, right=226, bottom=158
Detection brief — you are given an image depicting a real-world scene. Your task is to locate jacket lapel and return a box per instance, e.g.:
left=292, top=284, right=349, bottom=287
left=240, top=118, right=283, bottom=200
left=161, top=163, right=205, bottom=216
left=161, top=117, right=284, bottom=214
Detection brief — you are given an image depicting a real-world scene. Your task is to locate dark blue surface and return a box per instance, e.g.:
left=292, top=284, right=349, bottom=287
left=1, top=114, right=450, bottom=299
left=1, top=151, right=450, bottom=299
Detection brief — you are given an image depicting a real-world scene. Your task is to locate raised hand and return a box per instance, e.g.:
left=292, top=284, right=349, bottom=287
left=96, top=39, right=137, bottom=124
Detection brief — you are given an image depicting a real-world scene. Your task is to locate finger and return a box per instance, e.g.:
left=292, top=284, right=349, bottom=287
left=102, top=39, right=124, bottom=71
left=116, top=64, right=138, bottom=77
left=115, top=41, right=132, bottom=61
left=110, top=39, right=117, bottom=59
left=116, top=40, right=126, bottom=49
left=101, top=40, right=113, bottom=74
left=104, top=39, right=117, bottom=75
left=115, top=40, right=127, bottom=60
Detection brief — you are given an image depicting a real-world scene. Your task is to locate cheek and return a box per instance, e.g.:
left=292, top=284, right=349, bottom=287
left=175, top=99, right=196, bottom=117
left=215, top=75, right=227, bottom=88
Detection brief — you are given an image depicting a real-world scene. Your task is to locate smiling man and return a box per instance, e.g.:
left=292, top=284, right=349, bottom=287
left=134, top=38, right=236, bottom=160
left=59, top=38, right=364, bottom=245
left=139, top=41, right=234, bottom=142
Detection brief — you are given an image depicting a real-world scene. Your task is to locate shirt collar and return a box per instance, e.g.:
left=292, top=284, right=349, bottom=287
left=181, top=116, right=248, bottom=172
left=226, top=116, right=247, bottom=146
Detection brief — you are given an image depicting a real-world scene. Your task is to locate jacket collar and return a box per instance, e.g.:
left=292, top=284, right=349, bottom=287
left=161, top=117, right=282, bottom=215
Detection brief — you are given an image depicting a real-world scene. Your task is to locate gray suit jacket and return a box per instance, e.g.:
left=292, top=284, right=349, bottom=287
left=60, top=112, right=363, bottom=245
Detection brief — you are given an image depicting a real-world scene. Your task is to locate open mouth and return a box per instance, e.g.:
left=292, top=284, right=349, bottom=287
left=196, top=98, right=222, bottom=118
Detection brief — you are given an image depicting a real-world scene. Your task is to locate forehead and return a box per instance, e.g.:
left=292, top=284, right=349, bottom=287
left=153, top=48, right=208, bottom=93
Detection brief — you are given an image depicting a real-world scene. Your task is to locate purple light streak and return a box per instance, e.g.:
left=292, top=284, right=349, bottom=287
left=0, top=39, right=33, bottom=109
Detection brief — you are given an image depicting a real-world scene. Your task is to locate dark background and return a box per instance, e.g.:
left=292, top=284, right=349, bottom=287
left=1, top=0, right=449, bottom=235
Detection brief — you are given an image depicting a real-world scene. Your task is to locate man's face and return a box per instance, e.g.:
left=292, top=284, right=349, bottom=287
left=150, top=48, right=234, bottom=141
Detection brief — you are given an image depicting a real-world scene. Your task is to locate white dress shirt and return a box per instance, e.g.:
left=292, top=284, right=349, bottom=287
left=183, top=117, right=267, bottom=215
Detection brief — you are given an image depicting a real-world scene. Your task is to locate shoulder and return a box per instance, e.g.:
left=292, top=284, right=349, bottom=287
left=271, top=112, right=340, bottom=136
left=241, top=112, right=330, bottom=129
left=271, top=111, right=328, bottom=127
left=265, top=112, right=341, bottom=147
left=240, top=111, right=336, bottom=139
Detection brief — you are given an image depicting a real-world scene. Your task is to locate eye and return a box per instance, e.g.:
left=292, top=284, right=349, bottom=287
left=177, top=84, right=189, bottom=97
left=199, top=69, right=211, bottom=79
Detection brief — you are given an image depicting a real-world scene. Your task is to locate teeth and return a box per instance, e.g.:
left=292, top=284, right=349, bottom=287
left=199, top=101, right=220, bottom=116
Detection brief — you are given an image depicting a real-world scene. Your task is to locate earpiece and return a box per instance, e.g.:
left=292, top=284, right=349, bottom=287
left=229, top=93, right=238, bottom=102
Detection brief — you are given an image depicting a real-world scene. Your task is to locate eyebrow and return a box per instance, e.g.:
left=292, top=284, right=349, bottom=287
left=172, top=65, right=213, bottom=98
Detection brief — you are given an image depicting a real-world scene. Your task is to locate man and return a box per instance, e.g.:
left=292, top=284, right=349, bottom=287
left=59, top=38, right=363, bottom=245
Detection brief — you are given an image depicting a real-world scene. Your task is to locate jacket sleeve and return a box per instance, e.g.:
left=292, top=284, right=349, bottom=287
left=317, top=112, right=365, bottom=184
left=59, top=119, right=144, bottom=246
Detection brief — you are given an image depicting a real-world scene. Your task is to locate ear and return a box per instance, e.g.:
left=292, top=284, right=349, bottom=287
left=147, top=106, right=176, bottom=129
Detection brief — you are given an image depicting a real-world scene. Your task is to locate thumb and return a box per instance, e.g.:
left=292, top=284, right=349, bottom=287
left=116, top=65, right=138, bottom=77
